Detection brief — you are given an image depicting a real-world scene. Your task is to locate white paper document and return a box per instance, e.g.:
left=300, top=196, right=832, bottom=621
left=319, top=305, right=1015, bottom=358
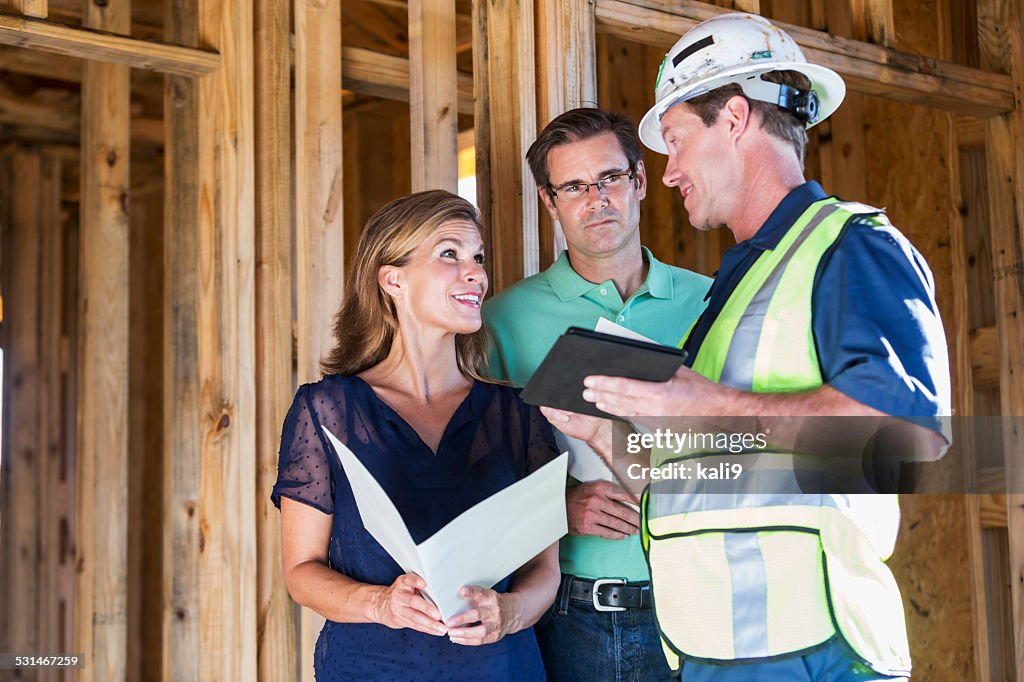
left=594, top=317, right=658, bottom=344
left=322, top=427, right=568, bottom=620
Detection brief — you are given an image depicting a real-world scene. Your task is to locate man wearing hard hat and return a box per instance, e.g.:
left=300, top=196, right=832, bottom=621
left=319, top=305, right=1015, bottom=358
left=542, top=12, right=952, bottom=681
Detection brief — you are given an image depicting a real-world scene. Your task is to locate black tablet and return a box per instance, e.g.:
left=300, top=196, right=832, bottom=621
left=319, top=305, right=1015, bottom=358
left=520, top=327, right=687, bottom=420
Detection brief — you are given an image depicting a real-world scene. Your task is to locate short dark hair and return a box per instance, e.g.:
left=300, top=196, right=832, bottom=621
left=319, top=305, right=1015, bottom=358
left=681, top=71, right=811, bottom=165
left=527, top=107, right=643, bottom=192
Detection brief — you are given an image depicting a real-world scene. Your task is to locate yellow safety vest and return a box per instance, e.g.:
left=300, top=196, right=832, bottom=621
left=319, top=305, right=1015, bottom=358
left=642, top=199, right=912, bottom=676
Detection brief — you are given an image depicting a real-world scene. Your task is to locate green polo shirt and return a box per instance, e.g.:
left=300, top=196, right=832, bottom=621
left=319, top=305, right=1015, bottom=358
left=482, top=247, right=711, bottom=580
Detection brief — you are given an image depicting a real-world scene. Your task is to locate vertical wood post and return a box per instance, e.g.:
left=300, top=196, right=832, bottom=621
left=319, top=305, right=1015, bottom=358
left=535, top=0, right=597, bottom=267
left=255, top=0, right=297, bottom=678
left=163, top=0, right=258, bottom=677
left=3, top=147, right=43, bottom=669
left=76, top=0, right=131, bottom=674
left=409, top=0, right=458, bottom=192
left=473, top=0, right=538, bottom=291
left=295, top=0, right=344, bottom=676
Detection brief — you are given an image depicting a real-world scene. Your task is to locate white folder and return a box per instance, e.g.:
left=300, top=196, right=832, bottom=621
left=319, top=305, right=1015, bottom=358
left=322, top=427, right=568, bottom=621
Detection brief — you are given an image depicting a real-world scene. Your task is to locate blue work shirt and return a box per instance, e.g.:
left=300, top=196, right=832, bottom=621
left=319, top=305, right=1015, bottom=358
left=682, top=181, right=951, bottom=436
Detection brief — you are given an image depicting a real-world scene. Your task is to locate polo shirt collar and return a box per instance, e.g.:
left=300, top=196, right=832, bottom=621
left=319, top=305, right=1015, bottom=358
left=746, top=180, right=829, bottom=251
left=546, top=246, right=673, bottom=302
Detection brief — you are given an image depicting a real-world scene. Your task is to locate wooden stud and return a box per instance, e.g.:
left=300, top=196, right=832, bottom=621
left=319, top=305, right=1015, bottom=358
left=849, top=0, right=895, bottom=47
left=127, top=189, right=165, bottom=682
left=13, top=0, right=47, bottom=18
left=809, top=0, right=867, bottom=202
left=342, top=46, right=474, bottom=115
left=409, top=0, right=458, bottom=191
left=75, top=0, right=131, bottom=676
left=3, top=147, right=43, bottom=667
left=161, top=69, right=202, bottom=682
left=0, top=80, right=164, bottom=145
left=37, top=153, right=66, bottom=682
left=255, top=0, right=297, bottom=677
left=593, top=0, right=1015, bottom=117
left=977, top=0, right=1024, bottom=673
left=0, top=44, right=80, bottom=81
left=535, top=0, right=596, bottom=267
left=163, top=0, right=259, bottom=676
left=473, top=0, right=538, bottom=292
left=295, top=0, right=344, bottom=674
left=0, top=14, right=219, bottom=76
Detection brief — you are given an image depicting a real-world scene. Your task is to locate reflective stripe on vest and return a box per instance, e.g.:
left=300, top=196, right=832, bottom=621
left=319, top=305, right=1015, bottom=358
left=644, top=200, right=911, bottom=676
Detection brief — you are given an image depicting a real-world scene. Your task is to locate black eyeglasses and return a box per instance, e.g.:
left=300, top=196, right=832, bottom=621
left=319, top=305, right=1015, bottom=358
left=548, top=170, right=637, bottom=203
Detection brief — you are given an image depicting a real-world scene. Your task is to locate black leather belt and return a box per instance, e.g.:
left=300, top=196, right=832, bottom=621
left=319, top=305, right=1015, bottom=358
left=566, top=576, right=652, bottom=611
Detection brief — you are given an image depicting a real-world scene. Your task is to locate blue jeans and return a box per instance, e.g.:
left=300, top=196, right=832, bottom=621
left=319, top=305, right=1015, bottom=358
left=534, top=575, right=675, bottom=682
left=679, top=638, right=908, bottom=681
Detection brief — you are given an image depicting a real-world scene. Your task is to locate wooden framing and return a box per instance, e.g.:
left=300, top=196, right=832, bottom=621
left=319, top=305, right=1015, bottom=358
left=294, top=0, right=344, bottom=675
left=1, top=0, right=1023, bottom=678
left=254, top=0, right=296, bottom=678
left=409, top=0, right=458, bottom=191
left=594, top=0, right=1014, bottom=117
left=342, top=46, right=475, bottom=114
left=0, top=14, right=219, bottom=75
left=74, top=0, right=131, bottom=676
left=473, top=0, right=538, bottom=290
left=13, top=0, right=47, bottom=18
left=2, top=147, right=43, bottom=669
left=534, top=0, right=595, bottom=266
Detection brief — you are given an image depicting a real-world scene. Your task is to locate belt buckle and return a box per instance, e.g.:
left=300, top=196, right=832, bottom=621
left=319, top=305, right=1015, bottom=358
left=592, top=578, right=626, bottom=612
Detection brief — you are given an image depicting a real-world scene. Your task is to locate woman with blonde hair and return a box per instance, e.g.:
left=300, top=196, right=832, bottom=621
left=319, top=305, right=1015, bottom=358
left=272, top=190, right=559, bottom=681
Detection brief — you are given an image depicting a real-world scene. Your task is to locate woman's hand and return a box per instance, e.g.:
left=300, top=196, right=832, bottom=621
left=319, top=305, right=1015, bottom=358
left=371, top=573, right=447, bottom=636
left=445, top=586, right=523, bottom=646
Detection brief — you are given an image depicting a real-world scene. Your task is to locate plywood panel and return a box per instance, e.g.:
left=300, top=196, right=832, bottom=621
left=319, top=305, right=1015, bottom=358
left=888, top=495, right=976, bottom=680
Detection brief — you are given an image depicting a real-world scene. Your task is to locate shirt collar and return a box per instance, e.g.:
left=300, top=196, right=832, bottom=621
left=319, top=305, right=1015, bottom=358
left=546, top=246, right=673, bottom=302
left=746, top=180, right=829, bottom=251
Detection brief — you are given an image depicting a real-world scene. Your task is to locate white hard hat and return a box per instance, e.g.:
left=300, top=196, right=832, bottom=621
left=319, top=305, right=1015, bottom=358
left=639, top=12, right=846, bottom=154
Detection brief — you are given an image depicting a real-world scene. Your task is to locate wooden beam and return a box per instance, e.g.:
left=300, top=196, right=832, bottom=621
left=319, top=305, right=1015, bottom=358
left=0, top=13, right=219, bottom=76
left=535, top=0, right=595, bottom=267
left=409, top=0, right=458, bottom=191
left=295, top=0, right=344, bottom=672
left=0, top=44, right=80, bottom=80
left=473, top=0, right=538, bottom=292
left=254, top=0, right=296, bottom=677
left=0, top=81, right=164, bottom=144
left=3, top=147, right=43, bottom=668
left=75, top=0, right=131, bottom=676
left=593, top=0, right=1015, bottom=117
left=341, top=46, right=474, bottom=115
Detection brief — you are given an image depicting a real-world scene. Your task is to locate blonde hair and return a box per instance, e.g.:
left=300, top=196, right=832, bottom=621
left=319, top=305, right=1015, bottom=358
left=321, top=190, right=491, bottom=380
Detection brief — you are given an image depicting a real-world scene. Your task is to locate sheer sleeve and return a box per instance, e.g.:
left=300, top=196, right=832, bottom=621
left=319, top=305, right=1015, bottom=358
left=271, top=385, right=334, bottom=515
left=523, top=402, right=559, bottom=475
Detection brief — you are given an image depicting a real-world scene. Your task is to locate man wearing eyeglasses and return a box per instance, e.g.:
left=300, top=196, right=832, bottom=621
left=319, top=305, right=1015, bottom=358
left=482, top=107, right=710, bottom=681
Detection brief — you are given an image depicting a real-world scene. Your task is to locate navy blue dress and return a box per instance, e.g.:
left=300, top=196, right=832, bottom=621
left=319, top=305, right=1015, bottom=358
left=272, top=374, right=558, bottom=681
